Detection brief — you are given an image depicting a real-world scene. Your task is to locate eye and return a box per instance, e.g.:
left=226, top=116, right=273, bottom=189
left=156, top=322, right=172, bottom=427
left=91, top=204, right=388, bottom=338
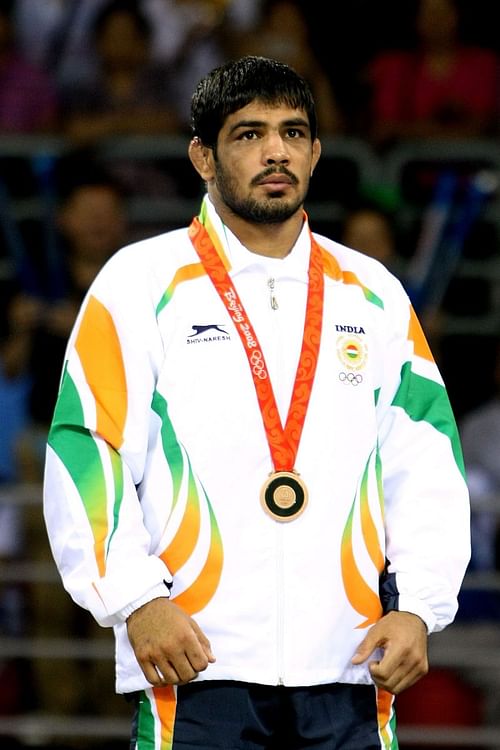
left=238, top=130, right=259, bottom=141
left=286, top=128, right=305, bottom=139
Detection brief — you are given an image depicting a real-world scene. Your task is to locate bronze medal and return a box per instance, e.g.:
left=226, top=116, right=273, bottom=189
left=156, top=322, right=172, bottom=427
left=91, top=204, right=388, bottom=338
left=260, top=471, right=308, bottom=522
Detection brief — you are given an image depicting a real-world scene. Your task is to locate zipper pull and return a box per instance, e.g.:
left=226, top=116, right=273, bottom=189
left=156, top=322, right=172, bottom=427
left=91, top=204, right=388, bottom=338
left=268, top=277, right=279, bottom=310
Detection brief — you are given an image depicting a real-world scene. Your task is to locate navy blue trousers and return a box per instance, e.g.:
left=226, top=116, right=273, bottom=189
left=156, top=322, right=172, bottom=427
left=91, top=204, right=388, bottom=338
left=130, top=680, right=397, bottom=749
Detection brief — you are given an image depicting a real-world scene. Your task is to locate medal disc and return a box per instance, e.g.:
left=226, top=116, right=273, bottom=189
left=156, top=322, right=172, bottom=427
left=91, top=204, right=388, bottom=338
left=260, top=471, right=308, bottom=521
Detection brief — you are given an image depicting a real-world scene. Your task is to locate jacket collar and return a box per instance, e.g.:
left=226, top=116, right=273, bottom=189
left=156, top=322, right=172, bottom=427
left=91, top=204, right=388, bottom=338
left=201, top=194, right=311, bottom=282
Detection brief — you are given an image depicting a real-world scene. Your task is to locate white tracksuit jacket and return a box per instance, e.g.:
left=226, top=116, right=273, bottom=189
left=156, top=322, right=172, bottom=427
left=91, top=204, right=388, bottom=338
left=43, top=195, right=470, bottom=694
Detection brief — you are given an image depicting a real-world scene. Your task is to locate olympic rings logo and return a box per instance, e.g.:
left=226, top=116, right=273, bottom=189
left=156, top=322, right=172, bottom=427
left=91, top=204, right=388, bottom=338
left=250, top=350, right=267, bottom=379
left=339, top=371, right=363, bottom=386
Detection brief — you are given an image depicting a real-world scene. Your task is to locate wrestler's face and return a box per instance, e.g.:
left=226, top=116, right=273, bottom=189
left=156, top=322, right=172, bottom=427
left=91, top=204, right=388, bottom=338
left=191, top=100, right=321, bottom=224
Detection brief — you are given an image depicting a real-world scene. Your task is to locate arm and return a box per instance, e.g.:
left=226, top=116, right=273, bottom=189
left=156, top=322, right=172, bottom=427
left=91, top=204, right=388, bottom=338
left=42, top=253, right=186, bottom=602
left=353, top=290, right=470, bottom=692
left=379, top=304, right=470, bottom=630
left=43, top=269, right=167, bottom=625
left=43, top=249, right=215, bottom=683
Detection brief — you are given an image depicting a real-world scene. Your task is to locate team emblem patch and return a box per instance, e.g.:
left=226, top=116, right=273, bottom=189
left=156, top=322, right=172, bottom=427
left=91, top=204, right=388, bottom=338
left=337, top=334, right=367, bottom=373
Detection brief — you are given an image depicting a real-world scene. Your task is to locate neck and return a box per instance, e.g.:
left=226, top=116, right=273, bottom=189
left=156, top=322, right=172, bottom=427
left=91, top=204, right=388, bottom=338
left=210, top=194, right=305, bottom=259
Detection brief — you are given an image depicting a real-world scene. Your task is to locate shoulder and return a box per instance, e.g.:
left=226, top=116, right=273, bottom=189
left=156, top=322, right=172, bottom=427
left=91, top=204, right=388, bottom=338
left=314, top=232, right=405, bottom=290
left=91, top=226, right=195, bottom=293
left=108, top=226, right=191, bottom=264
left=313, top=232, right=411, bottom=332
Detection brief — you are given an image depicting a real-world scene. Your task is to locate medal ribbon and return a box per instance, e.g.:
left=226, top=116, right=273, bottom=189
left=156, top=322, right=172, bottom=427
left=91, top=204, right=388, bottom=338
left=188, top=214, right=324, bottom=473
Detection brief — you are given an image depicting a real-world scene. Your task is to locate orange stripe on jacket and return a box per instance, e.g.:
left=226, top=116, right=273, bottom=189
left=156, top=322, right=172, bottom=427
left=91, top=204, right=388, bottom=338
left=75, top=295, right=127, bottom=449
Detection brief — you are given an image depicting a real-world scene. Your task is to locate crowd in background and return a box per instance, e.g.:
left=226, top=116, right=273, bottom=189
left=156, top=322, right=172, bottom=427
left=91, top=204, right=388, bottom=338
left=1, top=0, right=500, bottom=736
left=2, top=0, right=500, bottom=143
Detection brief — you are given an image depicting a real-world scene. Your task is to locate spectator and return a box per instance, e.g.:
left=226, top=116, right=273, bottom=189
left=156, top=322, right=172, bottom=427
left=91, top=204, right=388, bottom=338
left=145, top=0, right=229, bottom=129
left=0, top=284, right=38, bottom=715
left=60, top=0, right=181, bottom=145
left=340, top=203, right=447, bottom=357
left=13, top=0, right=230, bottom=125
left=230, top=0, right=343, bottom=136
left=7, top=163, right=132, bottom=714
left=0, top=289, right=41, bottom=484
left=12, top=0, right=106, bottom=88
left=13, top=162, right=129, bottom=482
left=59, top=0, right=185, bottom=198
left=340, top=204, right=405, bottom=278
left=0, top=0, right=59, bottom=133
left=363, top=0, right=499, bottom=148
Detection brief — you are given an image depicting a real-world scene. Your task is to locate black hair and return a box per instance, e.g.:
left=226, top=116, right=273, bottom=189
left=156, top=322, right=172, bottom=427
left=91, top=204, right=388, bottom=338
left=190, top=55, right=318, bottom=149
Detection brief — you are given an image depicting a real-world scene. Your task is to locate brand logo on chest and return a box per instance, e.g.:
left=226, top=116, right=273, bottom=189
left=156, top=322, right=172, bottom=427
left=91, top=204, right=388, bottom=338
left=186, top=323, right=231, bottom=344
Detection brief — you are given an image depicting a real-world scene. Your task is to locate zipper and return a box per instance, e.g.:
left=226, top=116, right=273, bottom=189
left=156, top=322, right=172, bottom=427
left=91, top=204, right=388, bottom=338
left=265, top=273, right=284, bottom=683
left=276, top=524, right=285, bottom=684
left=268, top=277, right=279, bottom=310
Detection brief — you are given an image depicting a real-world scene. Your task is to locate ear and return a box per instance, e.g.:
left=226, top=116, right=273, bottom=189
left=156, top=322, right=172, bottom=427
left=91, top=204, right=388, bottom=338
left=188, top=137, right=215, bottom=182
left=310, top=138, right=321, bottom=177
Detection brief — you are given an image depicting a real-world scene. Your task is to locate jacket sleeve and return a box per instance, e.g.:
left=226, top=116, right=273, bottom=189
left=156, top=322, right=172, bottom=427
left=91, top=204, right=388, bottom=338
left=43, top=249, right=172, bottom=627
left=376, top=287, right=471, bottom=633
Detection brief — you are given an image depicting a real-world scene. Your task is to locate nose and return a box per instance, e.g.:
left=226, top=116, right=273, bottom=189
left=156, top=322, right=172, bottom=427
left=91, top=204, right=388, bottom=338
left=263, top=133, right=289, bottom=165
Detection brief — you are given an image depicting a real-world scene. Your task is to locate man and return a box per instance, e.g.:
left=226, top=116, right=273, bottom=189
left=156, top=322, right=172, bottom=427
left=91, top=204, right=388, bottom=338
left=43, top=56, right=470, bottom=749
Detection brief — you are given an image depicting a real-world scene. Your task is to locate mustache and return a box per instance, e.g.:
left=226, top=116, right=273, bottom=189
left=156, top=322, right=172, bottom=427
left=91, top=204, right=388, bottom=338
left=251, top=166, right=299, bottom=187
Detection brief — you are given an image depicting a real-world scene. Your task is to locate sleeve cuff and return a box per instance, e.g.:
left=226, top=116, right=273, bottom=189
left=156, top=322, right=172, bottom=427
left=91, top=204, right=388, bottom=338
left=397, top=594, right=436, bottom=634
left=118, top=581, right=171, bottom=621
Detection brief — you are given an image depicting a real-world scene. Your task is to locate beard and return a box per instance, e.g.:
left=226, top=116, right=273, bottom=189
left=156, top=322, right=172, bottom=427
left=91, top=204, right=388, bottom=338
left=214, top=163, right=308, bottom=224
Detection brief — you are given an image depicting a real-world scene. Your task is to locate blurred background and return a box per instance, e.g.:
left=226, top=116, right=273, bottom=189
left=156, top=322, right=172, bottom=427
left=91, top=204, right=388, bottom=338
left=1, top=0, right=500, bottom=747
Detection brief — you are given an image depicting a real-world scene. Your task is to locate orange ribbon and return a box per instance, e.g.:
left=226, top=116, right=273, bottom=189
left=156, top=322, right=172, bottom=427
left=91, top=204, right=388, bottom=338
left=189, top=216, right=324, bottom=472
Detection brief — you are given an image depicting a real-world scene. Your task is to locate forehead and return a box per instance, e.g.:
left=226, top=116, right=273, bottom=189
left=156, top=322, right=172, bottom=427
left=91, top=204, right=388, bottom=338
left=221, top=101, right=311, bottom=132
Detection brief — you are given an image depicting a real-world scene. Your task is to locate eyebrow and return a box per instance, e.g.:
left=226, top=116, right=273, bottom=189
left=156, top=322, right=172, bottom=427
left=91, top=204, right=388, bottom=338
left=227, top=117, right=310, bottom=135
